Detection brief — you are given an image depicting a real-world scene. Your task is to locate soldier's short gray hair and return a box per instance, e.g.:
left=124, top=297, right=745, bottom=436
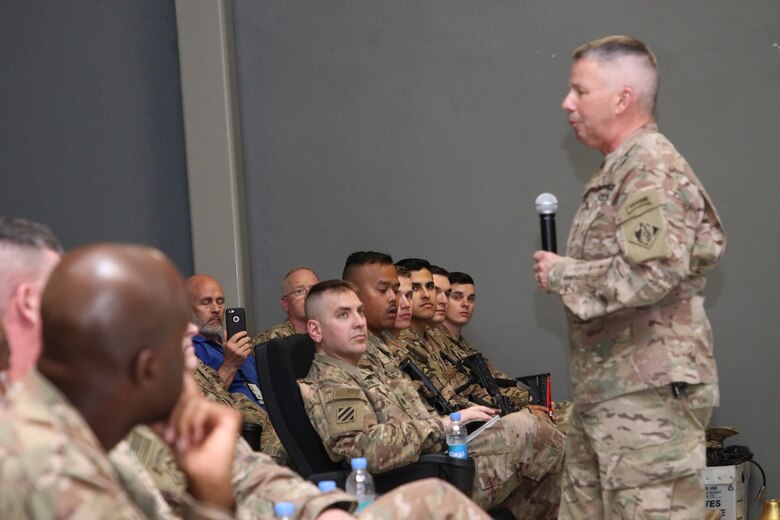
left=573, top=35, right=659, bottom=115
left=0, top=218, right=63, bottom=315
left=304, top=279, right=359, bottom=321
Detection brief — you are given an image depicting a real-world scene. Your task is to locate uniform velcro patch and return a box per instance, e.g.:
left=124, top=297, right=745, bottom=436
left=328, top=388, right=366, bottom=433
left=617, top=189, right=670, bottom=264
left=333, top=388, right=362, bottom=399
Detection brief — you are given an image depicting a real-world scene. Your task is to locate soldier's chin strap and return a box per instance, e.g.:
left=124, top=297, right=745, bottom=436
left=706, top=445, right=766, bottom=503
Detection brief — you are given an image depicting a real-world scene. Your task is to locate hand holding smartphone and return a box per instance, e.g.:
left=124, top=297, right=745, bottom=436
left=225, top=307, right=247, bottom=340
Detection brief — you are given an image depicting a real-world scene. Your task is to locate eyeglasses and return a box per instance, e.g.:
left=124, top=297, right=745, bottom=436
left=283, top=286, right=311, bottom=299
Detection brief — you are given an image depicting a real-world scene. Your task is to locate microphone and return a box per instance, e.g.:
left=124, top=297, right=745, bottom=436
left=535, top=193, right=558, bottom=254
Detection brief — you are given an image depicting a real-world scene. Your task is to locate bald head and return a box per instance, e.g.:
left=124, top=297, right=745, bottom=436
left=41, top=244, right=188, bottom=372
left=38, top=244, right=188, bottom=449
left=185, top=274, right=226, bottom=340
left=38, top=244, right=189, bottom=448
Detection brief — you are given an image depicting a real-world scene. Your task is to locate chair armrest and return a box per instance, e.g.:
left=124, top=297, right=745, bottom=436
left=374, top=453, right=475, bottom=495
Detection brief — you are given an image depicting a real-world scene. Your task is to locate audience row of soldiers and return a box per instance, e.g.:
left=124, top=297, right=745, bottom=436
left=184, top=252, right=569, bottom=518
left=0, top=218, right=565, bottom=519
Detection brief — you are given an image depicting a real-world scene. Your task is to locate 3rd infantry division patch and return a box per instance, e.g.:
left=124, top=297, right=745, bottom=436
left=337, top=406, right=356, bottom=424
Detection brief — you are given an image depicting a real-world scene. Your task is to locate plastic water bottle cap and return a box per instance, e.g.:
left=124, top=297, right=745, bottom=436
left=274, top=502, right=295, bottom=517
left=450, top=412, right=462, bottom=421
left=318, top=480, right=337, bottom=492
left=351, top=457, right=368, bottom=469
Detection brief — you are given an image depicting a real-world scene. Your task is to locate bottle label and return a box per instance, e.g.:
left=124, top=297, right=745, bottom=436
left=355, top=498, right=374, bottom=513
left=448, top=443, right=468, bottom=459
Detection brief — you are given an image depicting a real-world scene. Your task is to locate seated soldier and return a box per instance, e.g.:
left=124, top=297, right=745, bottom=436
left=191, top=352, right=290, bottom=464
left=389, top=259, right=473, bottom=411
left=0, top=218, right=62, bottom=397
left=253, top=267, right=319, bottom=346
left=429, top=271, right=573, bottom=429
left=383, top=265, right=413, bottom=339
left=0, top=219, right=494, bottom=520
left=0, top=243, right=241, bottom=517
left=429, top=265, right=452, bottom=325
left=423, top=267, right=528, bottom=413
left=301, top=277, right=565, bottom=519
left=186, top=274, right=264, bottom=408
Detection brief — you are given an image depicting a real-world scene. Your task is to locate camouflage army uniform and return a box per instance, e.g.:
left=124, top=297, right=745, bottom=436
left=427, top=325, right=574, bottom=430
left=360, top=334, right=433, bottom=415
left=252, top=318, right=298, bottom=347
left=548, top=123, right=725, bottom=519
left=192, top=360, right=291, bottom=467
left=361, top=478, right=491, bottom=520
left=426, top=324, right=530, bottom=411
left=0, top=370, right=230, bottom=519
left=300, top=352, right=565, bottom=519
left=381, top=329, right=473, bottom=411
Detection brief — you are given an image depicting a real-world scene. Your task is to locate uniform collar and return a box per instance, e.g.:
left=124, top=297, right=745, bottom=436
left=585, top=122, right=659, bottom=192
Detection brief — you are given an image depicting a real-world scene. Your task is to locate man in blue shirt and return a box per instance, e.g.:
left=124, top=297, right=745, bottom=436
left=185, top=274, right=264, bottom=408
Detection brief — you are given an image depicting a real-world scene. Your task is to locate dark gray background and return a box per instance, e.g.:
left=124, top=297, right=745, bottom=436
left=0, top=1, right=193, bottom=274
left=233, top=1, right=780, bottom=512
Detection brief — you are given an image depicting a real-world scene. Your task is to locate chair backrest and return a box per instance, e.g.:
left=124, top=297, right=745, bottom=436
left=255, top=333, right=344, bottom=477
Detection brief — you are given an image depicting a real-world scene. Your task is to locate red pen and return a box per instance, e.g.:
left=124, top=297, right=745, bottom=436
left=546, top=375, right=555, bottom=423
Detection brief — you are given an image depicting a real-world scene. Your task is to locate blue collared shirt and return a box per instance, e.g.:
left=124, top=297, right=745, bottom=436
left=192, top=334, right=264, bottom=408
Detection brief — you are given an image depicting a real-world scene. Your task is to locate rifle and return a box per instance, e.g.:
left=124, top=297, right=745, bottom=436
left=399, top=357, right=457, bottom=416
left=456, top=353, right=515, bottom=416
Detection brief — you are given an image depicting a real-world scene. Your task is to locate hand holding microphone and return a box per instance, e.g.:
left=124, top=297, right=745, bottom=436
left=533, top=193, right=561, bottom=292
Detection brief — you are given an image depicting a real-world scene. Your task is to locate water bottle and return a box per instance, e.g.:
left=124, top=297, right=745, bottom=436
left=274, top=501, right=295, bottom=519
left=345, top=457, right=375, bottom=512
left=318, top=480, right=337, bottom=493
left=446, top=412, right=468, bottom=459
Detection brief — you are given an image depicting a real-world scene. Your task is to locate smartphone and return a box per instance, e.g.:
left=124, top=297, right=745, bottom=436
left=225, top=307, right=247, bottom=339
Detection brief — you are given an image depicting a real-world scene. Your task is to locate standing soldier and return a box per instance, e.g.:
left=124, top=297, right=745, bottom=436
left=533, top=36, right=725, bottom=519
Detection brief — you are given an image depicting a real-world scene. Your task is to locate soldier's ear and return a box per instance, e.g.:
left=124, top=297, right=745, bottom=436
left=131, top=347, right=157, bottom=388
left=615, top=86, right=634, bottom=114
left=307, top=318, right=323, bottom=343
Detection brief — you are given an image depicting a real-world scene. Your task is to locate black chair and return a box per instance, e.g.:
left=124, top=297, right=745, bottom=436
left=254, top=333, right=475, bottom=494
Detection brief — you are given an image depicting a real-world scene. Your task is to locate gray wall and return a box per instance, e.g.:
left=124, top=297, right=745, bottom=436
left=0, top=1, right=193, bottom=274
left=233, top=1, right=780, bottom=512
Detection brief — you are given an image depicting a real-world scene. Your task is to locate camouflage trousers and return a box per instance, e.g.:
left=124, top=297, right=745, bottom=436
left=468, top=409, right=565, bottom=519
left=559, top=384, right=717, bottom=520
left=361, top=478, right=491, bottom=520
left=552, top=400, right=574, bottom=434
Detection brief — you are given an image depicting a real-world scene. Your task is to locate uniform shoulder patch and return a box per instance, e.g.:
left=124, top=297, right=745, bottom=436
left=327, top=387, right=366, bottom=434
left=617, top=189, right=670, bottom=264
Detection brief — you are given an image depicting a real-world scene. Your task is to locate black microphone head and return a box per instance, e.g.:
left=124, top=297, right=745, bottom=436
left=535, top=193, right=558, bottom=215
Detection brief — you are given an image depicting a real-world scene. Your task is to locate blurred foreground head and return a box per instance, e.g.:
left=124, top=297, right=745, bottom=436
left=38, top=243, right=189, bottom=448
left=0, top=217, right=62, bottom=381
